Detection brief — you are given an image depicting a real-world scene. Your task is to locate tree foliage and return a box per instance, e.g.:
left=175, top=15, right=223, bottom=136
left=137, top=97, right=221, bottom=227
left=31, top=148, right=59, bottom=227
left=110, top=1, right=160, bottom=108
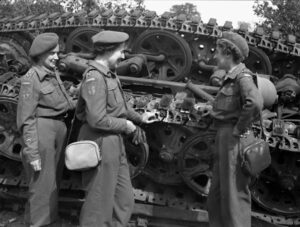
left=253, top=0, right=300, bottom=37
left=0, top=0, right=64, bottom=17
left=0, top=0, right=145, bottom=17
left=170, top=3, right=200, bottom=20
left=98, top=0, right=145, bottom=11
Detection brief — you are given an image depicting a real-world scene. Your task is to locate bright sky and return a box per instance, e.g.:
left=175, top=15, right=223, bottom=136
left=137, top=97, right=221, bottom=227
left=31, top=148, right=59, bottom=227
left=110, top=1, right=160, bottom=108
left=144, top=0, right=263, bottom=29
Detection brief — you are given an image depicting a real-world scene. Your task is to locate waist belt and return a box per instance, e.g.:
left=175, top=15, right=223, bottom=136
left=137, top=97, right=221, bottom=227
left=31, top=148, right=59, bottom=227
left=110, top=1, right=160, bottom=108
left=39, top=112, right=68, bottom=121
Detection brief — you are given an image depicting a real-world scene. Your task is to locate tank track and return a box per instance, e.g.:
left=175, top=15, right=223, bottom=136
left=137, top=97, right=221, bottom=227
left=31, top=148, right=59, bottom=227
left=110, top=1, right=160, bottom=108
left=0, top=155, right=298, bottom=227
left=0, top=9, right=299, bottom=56
left=1, top=8, right=300, bottom=78
left=0, top=8, right=300, bottom=226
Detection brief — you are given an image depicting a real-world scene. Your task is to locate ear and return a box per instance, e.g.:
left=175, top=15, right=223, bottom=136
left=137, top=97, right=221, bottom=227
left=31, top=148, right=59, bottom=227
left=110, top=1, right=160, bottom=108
left=225, top=51, right=233, bottom=60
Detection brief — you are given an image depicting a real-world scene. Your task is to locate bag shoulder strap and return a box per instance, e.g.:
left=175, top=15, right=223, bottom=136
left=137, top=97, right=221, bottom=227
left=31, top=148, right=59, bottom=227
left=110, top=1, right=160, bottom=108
left=236, top=68, right=265, bottom=138
left=236, top=68, right=258, bottom=87
left=66, top=66, right=108, bottom=145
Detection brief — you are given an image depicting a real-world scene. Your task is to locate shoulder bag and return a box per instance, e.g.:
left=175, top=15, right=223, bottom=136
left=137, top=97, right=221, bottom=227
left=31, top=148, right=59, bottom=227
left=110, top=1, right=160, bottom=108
left=65, top=140, right=102, bottom=171
left=64, top=67, right=105, bottom=171
left=240, top=113, right=271, bottom=177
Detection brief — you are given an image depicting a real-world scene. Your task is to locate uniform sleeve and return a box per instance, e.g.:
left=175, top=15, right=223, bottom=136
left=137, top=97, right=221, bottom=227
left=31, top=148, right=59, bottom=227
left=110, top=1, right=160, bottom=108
left=16, top=72, right=40, bottom=163
left=115, top=78, right=143, bottom=124
left=126, top=107, right=143, bottom=124
left=233, top=74, right=263, bottom=135
left=117, top=77, right=143, bottom=124
left=80, top=71, right=127, bottom=133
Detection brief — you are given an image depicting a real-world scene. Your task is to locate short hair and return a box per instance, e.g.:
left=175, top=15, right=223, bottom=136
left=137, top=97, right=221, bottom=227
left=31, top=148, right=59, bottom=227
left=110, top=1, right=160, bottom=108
left=93, top=43, right=124, bottom=56
left=31, top=56, right=39, bottom=64
left=216, top=39, right=244, bottom=64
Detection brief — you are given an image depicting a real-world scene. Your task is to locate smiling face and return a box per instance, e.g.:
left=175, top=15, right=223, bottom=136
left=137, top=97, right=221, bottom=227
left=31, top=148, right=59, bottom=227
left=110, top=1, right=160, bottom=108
left=107, top=44, right=125, bottom=70
left=38, top=44, right=59, bottom=71
left=214, top=45, right=231, bottom=72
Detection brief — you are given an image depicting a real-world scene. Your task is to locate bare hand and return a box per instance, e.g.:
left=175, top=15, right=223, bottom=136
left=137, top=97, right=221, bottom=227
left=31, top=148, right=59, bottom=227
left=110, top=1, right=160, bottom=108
left=125, top=120, right=136, bottom=135
left=30, top=159, right=41, bottom=171
left=132, top=126, right=147, bottom=145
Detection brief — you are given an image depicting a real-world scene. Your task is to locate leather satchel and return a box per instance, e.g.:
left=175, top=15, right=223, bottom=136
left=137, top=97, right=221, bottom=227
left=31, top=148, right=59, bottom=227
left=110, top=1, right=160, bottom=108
left=65, top=140, right=102, bottom=171
left=240, top=137, right=271, bottom=176
left=239, top=113, right=271, bottom=177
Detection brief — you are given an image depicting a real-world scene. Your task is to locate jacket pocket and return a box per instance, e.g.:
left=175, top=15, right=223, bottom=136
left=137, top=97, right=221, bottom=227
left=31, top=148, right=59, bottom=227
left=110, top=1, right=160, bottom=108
left=107, top=78, right=123, bottom=107
left=41, top=84, right=55, bottom=94
left=214, top=86, right=239, bottom=111
left=40, top=84, right=60, bottom=107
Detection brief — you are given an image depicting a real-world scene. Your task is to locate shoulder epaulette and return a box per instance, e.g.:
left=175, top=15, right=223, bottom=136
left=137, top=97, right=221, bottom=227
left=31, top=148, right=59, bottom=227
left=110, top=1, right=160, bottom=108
left=237, top=68, right=258, bottom=87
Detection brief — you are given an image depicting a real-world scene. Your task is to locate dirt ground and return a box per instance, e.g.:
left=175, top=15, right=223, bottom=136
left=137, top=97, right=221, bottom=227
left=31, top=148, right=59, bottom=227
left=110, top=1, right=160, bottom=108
left=0, top=201, right=291, bottom=227
left=0, top=209, right=78, bottom=227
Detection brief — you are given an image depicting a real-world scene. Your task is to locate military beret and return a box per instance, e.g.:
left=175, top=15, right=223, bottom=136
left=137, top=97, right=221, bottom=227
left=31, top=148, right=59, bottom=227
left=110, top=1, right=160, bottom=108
left=92, top=30, right=129, bottom=45
left=219, top=31, right=249, bottom=60
left=29, top=33, right=59, bottom=57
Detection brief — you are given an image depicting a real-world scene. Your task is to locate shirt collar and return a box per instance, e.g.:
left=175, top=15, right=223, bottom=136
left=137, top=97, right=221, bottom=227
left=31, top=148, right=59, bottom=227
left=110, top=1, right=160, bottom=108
left=89, top=61, right=116, bottom=78
left=224, top=63, right=246, bottom=80
left=32, top=65, right=56, bottom=81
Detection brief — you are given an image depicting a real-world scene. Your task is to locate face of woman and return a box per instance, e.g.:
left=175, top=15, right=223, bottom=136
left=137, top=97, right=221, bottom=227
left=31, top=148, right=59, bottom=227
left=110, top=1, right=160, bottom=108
left=39, top=44, right=59, bottom=70
left=214, top=46, right=230, bottom=71
left=107, top=45, right=125, bottom=70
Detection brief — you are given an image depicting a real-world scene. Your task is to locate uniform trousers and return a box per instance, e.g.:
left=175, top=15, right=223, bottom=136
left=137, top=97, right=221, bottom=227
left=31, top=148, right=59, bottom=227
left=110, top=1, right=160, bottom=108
left=22, top=118, right=67, bottom=227
left=79, top=133, right=134, bottom=227
left=207, top=124, right=251, bottom=227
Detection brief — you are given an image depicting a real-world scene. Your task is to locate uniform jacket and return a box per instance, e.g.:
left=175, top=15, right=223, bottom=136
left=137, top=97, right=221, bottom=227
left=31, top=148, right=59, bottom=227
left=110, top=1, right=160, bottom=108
left=210, top=63, right=263, bottom=135
left=17, top=65, right=75, bottom=163
left=76, top=61, right=143, bottom=132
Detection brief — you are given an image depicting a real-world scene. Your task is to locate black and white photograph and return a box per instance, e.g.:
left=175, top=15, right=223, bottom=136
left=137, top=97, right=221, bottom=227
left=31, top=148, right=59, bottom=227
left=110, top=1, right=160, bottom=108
left=0, top=0, right=299, bottom=226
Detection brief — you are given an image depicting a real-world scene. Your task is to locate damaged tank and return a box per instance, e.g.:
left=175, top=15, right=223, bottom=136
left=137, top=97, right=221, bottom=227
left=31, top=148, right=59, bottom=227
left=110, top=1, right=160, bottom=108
left=0, top=8, right=300, bottom=226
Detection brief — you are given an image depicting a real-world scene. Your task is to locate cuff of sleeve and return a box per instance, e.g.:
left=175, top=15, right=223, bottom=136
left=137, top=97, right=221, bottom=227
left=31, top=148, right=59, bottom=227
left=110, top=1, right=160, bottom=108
left=23, top=151, right=40, bottom=163
left=121, top=118, right=129, bottom=133
left=130, top=110, right=143, bottom=124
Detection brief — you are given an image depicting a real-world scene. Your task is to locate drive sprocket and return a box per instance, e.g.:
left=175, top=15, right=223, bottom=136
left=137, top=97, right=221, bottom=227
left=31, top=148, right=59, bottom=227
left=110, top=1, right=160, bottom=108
left=132, top=30, right=193, bottom=81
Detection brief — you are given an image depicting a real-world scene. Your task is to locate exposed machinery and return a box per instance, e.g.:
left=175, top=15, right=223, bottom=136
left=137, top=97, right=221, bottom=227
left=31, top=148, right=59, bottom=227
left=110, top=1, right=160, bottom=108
left=0, top=8, right=300, bottom=226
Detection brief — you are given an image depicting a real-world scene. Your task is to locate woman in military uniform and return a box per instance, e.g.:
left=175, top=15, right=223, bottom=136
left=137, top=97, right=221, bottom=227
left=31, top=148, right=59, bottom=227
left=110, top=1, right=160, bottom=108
left=75, top=30, right=151, bottom=227
left=17, top=33, right=75, bottom=227
left=207, top=32, right=263, bottom=227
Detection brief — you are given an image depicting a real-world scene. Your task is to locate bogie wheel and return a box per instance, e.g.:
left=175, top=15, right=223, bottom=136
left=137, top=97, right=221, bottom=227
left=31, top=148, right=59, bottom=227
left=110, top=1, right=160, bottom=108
left=65, top=27, right=102, bottom=53
left=132, top=30, right=193, bottom=81
left=178, top=131, right=215, bottom=196
left=244, top=45, right=272, bottom=75
left=251, top=151, right=300, bottom=216
left=143, top=123, right=193, bottom=185
left=0, top=96, right=22, bottom=161
left=0, top=34, right=32, bottom=74
left=0, top=75, right=24, bottom=161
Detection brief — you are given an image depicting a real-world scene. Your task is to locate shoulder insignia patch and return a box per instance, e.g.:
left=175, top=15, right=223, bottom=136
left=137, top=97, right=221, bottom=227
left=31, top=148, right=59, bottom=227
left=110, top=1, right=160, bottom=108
left=84, top=71, right=100, bottom=96
left=20, top=80, right=33, bottom=100
left=24, top=69, right=35, bottom=79
left=84, top=78, right=96, bottom=96
left=87, top=83, right=96, bottom=96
